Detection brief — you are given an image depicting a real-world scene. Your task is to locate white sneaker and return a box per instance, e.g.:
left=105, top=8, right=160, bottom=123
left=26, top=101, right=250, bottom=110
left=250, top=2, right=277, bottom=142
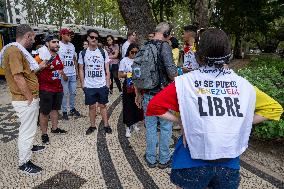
left=133, top=124, right=140, bottom=132
left=125, top=127, right=131, bottom=138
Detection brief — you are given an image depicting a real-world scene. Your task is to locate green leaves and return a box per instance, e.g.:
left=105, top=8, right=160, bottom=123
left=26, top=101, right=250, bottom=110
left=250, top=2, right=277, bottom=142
left=238, top=56, right=284, bottom=139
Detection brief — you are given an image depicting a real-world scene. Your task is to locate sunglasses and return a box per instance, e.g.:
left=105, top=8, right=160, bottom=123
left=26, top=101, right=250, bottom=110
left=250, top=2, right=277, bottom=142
left=51, top=41, right=59, bottom=44
left=89, top=35, right=99, bottom=40
left=130, top=51, right=138, bottom=55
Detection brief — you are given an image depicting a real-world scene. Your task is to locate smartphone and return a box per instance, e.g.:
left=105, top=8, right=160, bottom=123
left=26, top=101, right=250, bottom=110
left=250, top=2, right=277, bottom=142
left=46, top=56, right=56, bottom=65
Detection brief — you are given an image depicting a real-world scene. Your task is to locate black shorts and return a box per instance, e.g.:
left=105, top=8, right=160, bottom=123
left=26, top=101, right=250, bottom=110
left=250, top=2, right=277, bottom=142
left=39, top=90, right=63, bottom=115
left=84, top=86, right=109, bottom=105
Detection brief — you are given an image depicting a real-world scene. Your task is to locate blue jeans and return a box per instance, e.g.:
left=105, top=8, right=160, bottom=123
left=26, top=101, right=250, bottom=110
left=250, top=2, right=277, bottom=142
left=143, top=94, right=173, bottom=164
left=171, top=166, right=240, bottom=189
left=61, top=75, right=77, bottom=112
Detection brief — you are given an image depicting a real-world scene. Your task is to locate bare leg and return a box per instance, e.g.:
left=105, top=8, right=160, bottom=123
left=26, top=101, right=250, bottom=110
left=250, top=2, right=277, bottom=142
left=89, top=104, right=97, bottom=127
left=99, top=104, right=108, bottom=127
left=40, top=113, right=49, bottom=134
left=50, top=110, right=59, bottom=130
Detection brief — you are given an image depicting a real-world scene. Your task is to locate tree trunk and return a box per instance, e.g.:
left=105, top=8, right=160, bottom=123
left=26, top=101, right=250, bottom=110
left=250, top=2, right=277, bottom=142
left=6, top=0, right=13, bottom=23
left=234, top=34, right=242, bottom=59
left=117, top=0, right=156, bottom=44
left=194, top=0, right=209, bottom=28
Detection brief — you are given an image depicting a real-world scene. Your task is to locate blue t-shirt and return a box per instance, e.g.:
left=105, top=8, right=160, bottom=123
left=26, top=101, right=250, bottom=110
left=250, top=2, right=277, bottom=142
left=172, top=136, right=240, bottom=170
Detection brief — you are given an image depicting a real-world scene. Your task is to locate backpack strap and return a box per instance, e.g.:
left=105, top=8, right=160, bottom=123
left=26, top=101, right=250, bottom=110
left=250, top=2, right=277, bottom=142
left=98, top=47, right=107, bottom=75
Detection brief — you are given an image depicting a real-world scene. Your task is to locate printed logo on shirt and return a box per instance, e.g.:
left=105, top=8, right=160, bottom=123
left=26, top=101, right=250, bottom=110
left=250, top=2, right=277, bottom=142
left=194, top=79, right=243, bottom=117
left=184, top=51, right=198, bottom=69
left=51, top=70, right=61, bottom=80
left=86, top=56, right=104, bottom=78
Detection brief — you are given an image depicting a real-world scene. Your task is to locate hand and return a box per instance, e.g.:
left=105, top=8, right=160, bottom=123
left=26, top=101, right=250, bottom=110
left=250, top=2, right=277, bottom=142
left=182, top=67, right=190, bottom=73
left=181, top=126, right=187, bottom=148
left=63, top=75, right=68, bottom=81
left=135, top=94, right=142, bottom=109
left=39, top=60, right=47, bottom=70
left=27, top=96, right=33, bottom=105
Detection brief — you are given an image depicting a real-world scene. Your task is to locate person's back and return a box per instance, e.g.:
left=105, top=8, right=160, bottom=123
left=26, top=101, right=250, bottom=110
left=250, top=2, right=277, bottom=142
left=146, top=28, right=283, bottom=189
left=134, top=22, right=177, bottom=169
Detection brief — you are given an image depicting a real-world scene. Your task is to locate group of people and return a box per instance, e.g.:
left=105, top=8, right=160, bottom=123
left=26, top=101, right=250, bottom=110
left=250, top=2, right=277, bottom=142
left=0, top=21, right=283, bottom=189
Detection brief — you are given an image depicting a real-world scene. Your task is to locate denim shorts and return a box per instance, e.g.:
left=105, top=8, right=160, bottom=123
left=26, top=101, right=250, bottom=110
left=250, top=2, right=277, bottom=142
left=84, top=86, right=109, bottom=105
left=170, top=166, right=240, bottom=189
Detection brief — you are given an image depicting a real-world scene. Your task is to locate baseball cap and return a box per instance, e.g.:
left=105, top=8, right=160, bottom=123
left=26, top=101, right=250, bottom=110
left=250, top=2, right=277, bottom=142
left=60, top=28, right=71, bottom=36
left=45, top=34, right=58, bottom=42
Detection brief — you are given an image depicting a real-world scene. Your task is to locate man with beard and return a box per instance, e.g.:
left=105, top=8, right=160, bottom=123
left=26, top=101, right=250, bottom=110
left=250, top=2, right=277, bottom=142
left=0, top=24, right=46, bottom=175
left=35, top=35, right=67, bottom=145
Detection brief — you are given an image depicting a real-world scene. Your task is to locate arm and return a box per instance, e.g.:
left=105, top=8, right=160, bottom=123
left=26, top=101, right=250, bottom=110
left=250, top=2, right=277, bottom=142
left=79, top=64, right=84, bottom=88
left=105, top=62, right=110, bottom=88
left=146, top=82, right=179, bottom=116
left=161, top=42, right=178, bottom=80
left=74, top=56, right=79, bottom=78
left=77, top=52, right=84, bottom=88
left=118, top=71, right=127, bottom=78
left=13, top=74, right=34, bottom=104
left=253, top=87, right=283, bottom=124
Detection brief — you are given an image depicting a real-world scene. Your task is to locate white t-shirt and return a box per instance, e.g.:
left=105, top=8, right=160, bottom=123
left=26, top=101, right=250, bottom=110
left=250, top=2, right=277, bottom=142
left=78, top=48, right=110, bottom=88
left=59, top=41, right=76, bottom=76
left=119, top=57, right=133, bottom=73
left=183, top=51, right=199, bottom=70
left=121, top=40, right=130, bottom=58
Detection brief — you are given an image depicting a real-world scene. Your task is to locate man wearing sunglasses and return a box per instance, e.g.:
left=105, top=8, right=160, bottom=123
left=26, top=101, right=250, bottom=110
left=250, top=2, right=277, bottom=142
left=59, top=28, right=81, bottom=120
left=35, top=35, right=67, bottom=145
left=78, top=29, right=112, bottom=135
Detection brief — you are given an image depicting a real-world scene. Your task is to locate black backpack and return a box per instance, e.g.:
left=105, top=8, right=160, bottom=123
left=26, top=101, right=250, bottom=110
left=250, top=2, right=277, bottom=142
left=81, top=48, right=106, bottom=78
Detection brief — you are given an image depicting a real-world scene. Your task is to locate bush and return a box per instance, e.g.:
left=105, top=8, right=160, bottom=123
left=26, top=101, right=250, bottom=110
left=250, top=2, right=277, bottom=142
left=237, top=56, right=284, bottom=139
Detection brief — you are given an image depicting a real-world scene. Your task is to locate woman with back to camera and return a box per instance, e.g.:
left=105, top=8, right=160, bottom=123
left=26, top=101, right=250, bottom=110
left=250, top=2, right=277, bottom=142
left=105, top=35, right=122, bottom=95
left=118, top=43, right=144, bottom=138
left=146, top=28, right=283, bottom=189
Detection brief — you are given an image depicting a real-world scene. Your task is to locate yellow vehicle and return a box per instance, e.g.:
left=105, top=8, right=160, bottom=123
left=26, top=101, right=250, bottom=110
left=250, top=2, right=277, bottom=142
left=0, top=22, right=17, bottom=76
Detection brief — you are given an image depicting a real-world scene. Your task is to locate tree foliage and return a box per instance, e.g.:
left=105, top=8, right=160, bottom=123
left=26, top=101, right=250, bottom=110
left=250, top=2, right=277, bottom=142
left=213, top=0, right=284, bottom=55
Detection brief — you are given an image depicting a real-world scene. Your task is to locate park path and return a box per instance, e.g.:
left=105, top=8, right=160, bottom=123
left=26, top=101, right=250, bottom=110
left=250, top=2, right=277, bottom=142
left=0, top=74, right=283, bottom=189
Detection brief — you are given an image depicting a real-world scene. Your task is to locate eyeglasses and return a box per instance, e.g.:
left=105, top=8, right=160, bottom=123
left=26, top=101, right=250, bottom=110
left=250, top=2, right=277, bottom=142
left=51, top=41, right=59, bottom=44
left=89, top=35, right=99, bottom=40
left=130, top=51, right=138, bottom=55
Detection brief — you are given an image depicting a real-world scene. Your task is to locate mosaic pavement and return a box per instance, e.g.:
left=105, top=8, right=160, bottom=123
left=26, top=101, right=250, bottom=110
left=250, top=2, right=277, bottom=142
left=0, top=80, right=283, bottom=189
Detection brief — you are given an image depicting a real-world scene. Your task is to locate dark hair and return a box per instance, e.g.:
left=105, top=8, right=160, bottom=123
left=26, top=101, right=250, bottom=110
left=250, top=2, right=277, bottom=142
left=87, top=29, right=99, bottom=37
left=197, top=28, right=231, bottom=65
left=125, top=43, right=139, bottom=57
left=127, top=31, right=136, bottom=38
left=16, top=24, right=33, bottom=38
left=170, top=37, right=179, bottom=49
left=45, top=34, right=59, bottom=43
left=83, top=40, right=88, bottom=44
left=106, top=35, right=114, bottom=41
left=183, top=25, right=197, bottom=33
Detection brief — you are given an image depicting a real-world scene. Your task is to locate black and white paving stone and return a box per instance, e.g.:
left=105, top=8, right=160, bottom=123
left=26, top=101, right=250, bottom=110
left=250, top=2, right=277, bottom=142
left=0, top=81, right=283, bottom=189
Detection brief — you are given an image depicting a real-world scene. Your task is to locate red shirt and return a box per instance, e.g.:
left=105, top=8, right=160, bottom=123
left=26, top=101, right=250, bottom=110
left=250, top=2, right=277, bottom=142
left=146, top=82, right=179, bottom=116
left=36, top=54, right=64, bottom=93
